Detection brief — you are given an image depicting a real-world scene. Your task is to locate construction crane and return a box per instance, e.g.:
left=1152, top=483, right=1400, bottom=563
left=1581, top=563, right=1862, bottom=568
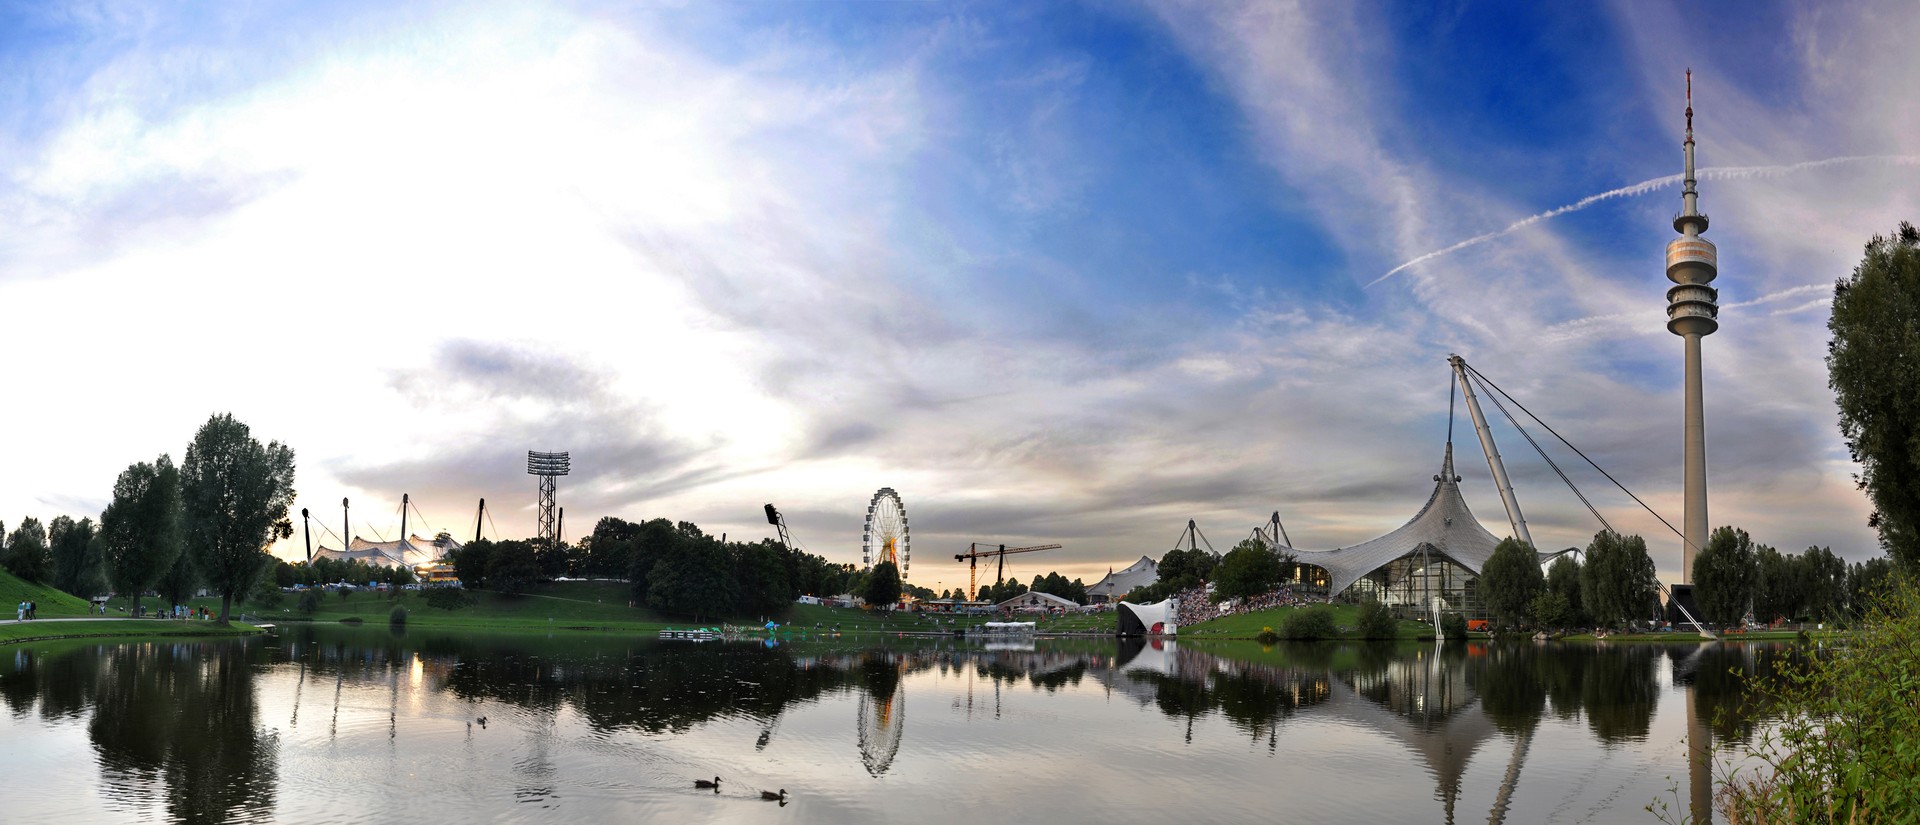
left=954, top=542, right=1061, bottom=601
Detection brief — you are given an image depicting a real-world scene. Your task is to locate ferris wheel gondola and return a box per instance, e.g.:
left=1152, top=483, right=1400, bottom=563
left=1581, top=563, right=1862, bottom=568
left=861, top=487, right=910, bottom=578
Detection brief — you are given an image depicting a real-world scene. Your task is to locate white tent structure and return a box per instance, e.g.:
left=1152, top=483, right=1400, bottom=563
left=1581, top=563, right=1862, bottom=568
left=996, top=591, right=1079, bottom=612
left=1116, top=598, right=1177, bottom=636
left=1086, top=556, right=1158, bottom=603
left=312, top=533, right=460, bottom=570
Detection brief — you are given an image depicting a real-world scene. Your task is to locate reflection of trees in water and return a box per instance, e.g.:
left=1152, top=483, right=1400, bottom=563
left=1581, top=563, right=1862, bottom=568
left=0, top=640, right=278, bottom=824
left=1668, top=642, right=1800, bottom=745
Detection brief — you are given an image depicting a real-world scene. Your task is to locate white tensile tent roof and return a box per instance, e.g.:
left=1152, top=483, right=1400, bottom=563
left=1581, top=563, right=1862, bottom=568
left=312, top=534, right=460, bottom=569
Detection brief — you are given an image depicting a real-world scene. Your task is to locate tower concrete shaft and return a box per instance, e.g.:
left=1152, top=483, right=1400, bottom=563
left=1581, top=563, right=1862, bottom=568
left=1666, top=71, right=1718, bottom=583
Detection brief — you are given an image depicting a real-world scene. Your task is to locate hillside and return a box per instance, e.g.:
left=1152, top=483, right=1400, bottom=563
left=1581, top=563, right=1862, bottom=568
left=0, top=567, right=92, bottom=618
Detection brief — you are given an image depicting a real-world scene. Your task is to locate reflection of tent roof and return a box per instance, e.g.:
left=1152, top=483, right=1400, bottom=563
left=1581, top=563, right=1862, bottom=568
left=1271, top=445, right=1566, bottom=596
left=1087, top=556, right=1158, bottom=600
left=312, top=534, right=459, bottom=569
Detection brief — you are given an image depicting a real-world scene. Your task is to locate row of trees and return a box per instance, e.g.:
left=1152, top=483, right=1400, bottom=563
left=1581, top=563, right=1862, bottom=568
left=1480, top=526, right=1895, bottom=631
left=0, top=414, right=295, bottom=624
left=1480, top=532, right=1664, bottom=631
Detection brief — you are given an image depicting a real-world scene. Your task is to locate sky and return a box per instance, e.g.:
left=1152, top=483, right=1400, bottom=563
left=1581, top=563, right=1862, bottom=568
left=3, top=0, right=1917, bottom=596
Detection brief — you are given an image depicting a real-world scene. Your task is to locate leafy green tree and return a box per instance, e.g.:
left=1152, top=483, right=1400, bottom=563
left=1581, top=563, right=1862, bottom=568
left=733, top=539, right=793, bottom=615
left=1545, top=554, right=1586, bottom=627
left=1478, top=537, right=1544, bottom=629
left=1846, top=557, right=1896, bottom=617
left=1529, top=590, right=1573, bottom=629
left=648, top=534, right=736, bottom=619
left=1157, top=545, right=1220, bottom=591
left=486, top=540, right=541, bottom=595
left=1827, top=222, right=1920, bottom=566
left=863, top=560, right=903, bottom=609
left=1213, top=539, right=1287, bottom=602
left=180, top=414, right=296, bottom=624
left=451, top=538, right=493, bottom=587
left=100, top=456, right=184, bottom=617
left=1580, top=531, right=1659, bottom=629
left=1356, top=597, right=1399, bottom=639
left=156, top=548, right=200, bottom=610
left=1754, top=544, right=1801, bottom=623
left=1801, top=546, right=1848, bottom=622
left=49, top=515, right=102, bottom=597
left=1280, top=605, right=1337, bottom=640
left=627, top=518, right=678, bottom=604
left=1695, top=526, right=1759, bottom=626
left=297, top=588, right=323, bottom=615
left=1440, top=612, right=1469, bottom=641
left=3, top=516, right=51, bottom=583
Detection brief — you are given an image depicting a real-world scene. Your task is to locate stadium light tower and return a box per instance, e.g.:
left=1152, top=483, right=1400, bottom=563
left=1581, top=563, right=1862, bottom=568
left=527, top=451, right=570, bottom=546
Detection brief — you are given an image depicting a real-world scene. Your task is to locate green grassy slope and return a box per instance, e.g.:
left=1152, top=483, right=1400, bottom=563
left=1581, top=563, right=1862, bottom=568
left=1179, top=602, right=1434, bottom=640
left=0, top=566, right=92, bottom=618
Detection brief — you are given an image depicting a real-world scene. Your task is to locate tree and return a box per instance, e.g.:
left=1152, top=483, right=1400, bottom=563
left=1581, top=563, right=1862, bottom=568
left=1580, top=531, right=1659, bottom=629
left=1356, top=597, right=1399, bottom=639
left=1801, top=546, right=1848, bottom=622
left=1157, top=545, right=1220, bottom=592
left=1753, top=544, right=1801, bottom=623
left=863, top=560, right=903, bottom=609
left=1545, top=554, right=1586, bottom=627
left=1529, top=590, right=1573, bottom=629
left=100, top=456, right=184, bottom=617
left=49, top=515, right=102, bottom=597
left=648, top=535, right=736, bottom=619
left=3, top=516, right=51, bottom=583
left=1478, top=537, right=1544, bottom=629
left=486, top=540, right=541, bottom=595
left=180, top=414, right=296, bottom=624
left=1213, top=539, right=1286, bottom=602
left=155, top=546, right=200, bottom=609
left=1828, top=222, right=1920, bottom=566
left=1695, top=526, right=1759, bottom=626
left=451, top=538, right=493, bottom=588
left=733, top=539, right=793, bottom=616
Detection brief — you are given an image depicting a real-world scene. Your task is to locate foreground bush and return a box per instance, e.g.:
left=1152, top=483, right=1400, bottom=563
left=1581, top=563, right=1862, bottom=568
left=1720, top=574, right=1920, bottom=822
left=389, top=605, right=408, bottom=627
left=1280, top=606, right=1337, bottom=640
left=1356, top=598, right=1398, bottom=639
left=1440, top=612, right=1468, bottom=641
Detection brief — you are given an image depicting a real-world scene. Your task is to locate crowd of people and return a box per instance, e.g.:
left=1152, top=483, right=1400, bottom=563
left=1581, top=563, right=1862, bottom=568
left=1171, top=583, right=1314, bottom=628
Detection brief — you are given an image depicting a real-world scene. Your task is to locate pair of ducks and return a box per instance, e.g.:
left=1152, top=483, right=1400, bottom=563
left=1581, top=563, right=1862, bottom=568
left=694, top=777, right=786, bottom=801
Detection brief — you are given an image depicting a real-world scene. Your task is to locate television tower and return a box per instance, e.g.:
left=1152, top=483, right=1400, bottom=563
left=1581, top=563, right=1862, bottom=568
left=1666, top=70, right=1719, bottom=583
left=527, top=451, right=570, bottom=546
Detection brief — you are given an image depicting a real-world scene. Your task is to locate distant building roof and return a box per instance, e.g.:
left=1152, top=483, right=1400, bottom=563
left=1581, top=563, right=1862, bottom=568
left=1087, top=555, right=1158, bottom=600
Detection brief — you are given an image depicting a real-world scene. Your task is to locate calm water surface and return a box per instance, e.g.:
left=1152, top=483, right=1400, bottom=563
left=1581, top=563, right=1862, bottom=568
left=0, top=626, right=1791, bottom=824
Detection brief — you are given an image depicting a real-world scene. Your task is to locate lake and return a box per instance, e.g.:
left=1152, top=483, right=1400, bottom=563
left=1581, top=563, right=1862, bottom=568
left=0, top=626, right=1791, bottom=823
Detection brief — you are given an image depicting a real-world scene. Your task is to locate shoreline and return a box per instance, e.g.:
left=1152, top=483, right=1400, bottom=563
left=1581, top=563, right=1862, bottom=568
left=0, top=619, right=265, bottom=647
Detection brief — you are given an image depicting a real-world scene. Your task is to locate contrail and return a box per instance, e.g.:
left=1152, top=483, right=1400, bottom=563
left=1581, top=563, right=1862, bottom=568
left=1367, top=154, right=1920, bottom=288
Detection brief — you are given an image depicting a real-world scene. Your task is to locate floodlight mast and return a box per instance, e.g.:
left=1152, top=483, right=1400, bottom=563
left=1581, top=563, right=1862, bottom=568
left=527, top=451, right=570, bottom=547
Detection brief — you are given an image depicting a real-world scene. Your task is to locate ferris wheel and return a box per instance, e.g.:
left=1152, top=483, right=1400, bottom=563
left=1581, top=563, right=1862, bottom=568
left=862, top=487, right=910, bottom=577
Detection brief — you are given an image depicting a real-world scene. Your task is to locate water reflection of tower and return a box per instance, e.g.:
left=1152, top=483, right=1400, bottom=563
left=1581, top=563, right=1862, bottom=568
left=1668, top=645, right=1715, bottom=825
left=856, top=652, right=906, bottom=776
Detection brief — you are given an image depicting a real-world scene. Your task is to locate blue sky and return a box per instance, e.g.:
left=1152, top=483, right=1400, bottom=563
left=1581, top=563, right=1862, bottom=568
left=3, top=0, right=1915, bottom=593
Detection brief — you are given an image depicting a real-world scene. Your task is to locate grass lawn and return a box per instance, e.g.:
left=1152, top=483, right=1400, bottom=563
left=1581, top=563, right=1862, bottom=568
left=0, top=567, right=94, bottom=618
left=0, top=619, right=261, bottom=646
left=1178, top=602, right=1435, bottom=640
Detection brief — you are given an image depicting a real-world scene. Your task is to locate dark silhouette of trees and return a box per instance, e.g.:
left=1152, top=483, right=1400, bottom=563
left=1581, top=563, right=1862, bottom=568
left=1479, top=537, right=1543, bottom=629
left=99, top=456, right=183, bottom=617
left=3, top=516, right=51, bottom=583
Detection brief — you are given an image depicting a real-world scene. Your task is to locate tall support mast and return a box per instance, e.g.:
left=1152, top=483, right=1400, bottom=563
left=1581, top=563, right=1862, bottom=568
left=301, top=508, right=313, bottom=563
left=1666, top=69, right=1720, bottom=583
left=1450, top=355, right=1534, bottom=548
left=474, top=498, right=486, bottom=544
left=342, top=498, right=350, bottom=555
left=399, top=493, right=409, bottom=557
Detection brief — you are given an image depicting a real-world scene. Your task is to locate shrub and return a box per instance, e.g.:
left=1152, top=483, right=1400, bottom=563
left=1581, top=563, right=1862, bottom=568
left=1254, top=626, right=1280, bottom=645
left=424, top=587, right=474, bottom=611
left=389, top=605, right=408, bottom=627
left=297, top=589, right=322, bottom=616
left=1356, top=598, right=1399, bottom=639
left=1717, top=574, right=1920, bottom=821
left=1280, top=606, right=1337, bottom=640
left=1440, top=612, right=1468, bottom=641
